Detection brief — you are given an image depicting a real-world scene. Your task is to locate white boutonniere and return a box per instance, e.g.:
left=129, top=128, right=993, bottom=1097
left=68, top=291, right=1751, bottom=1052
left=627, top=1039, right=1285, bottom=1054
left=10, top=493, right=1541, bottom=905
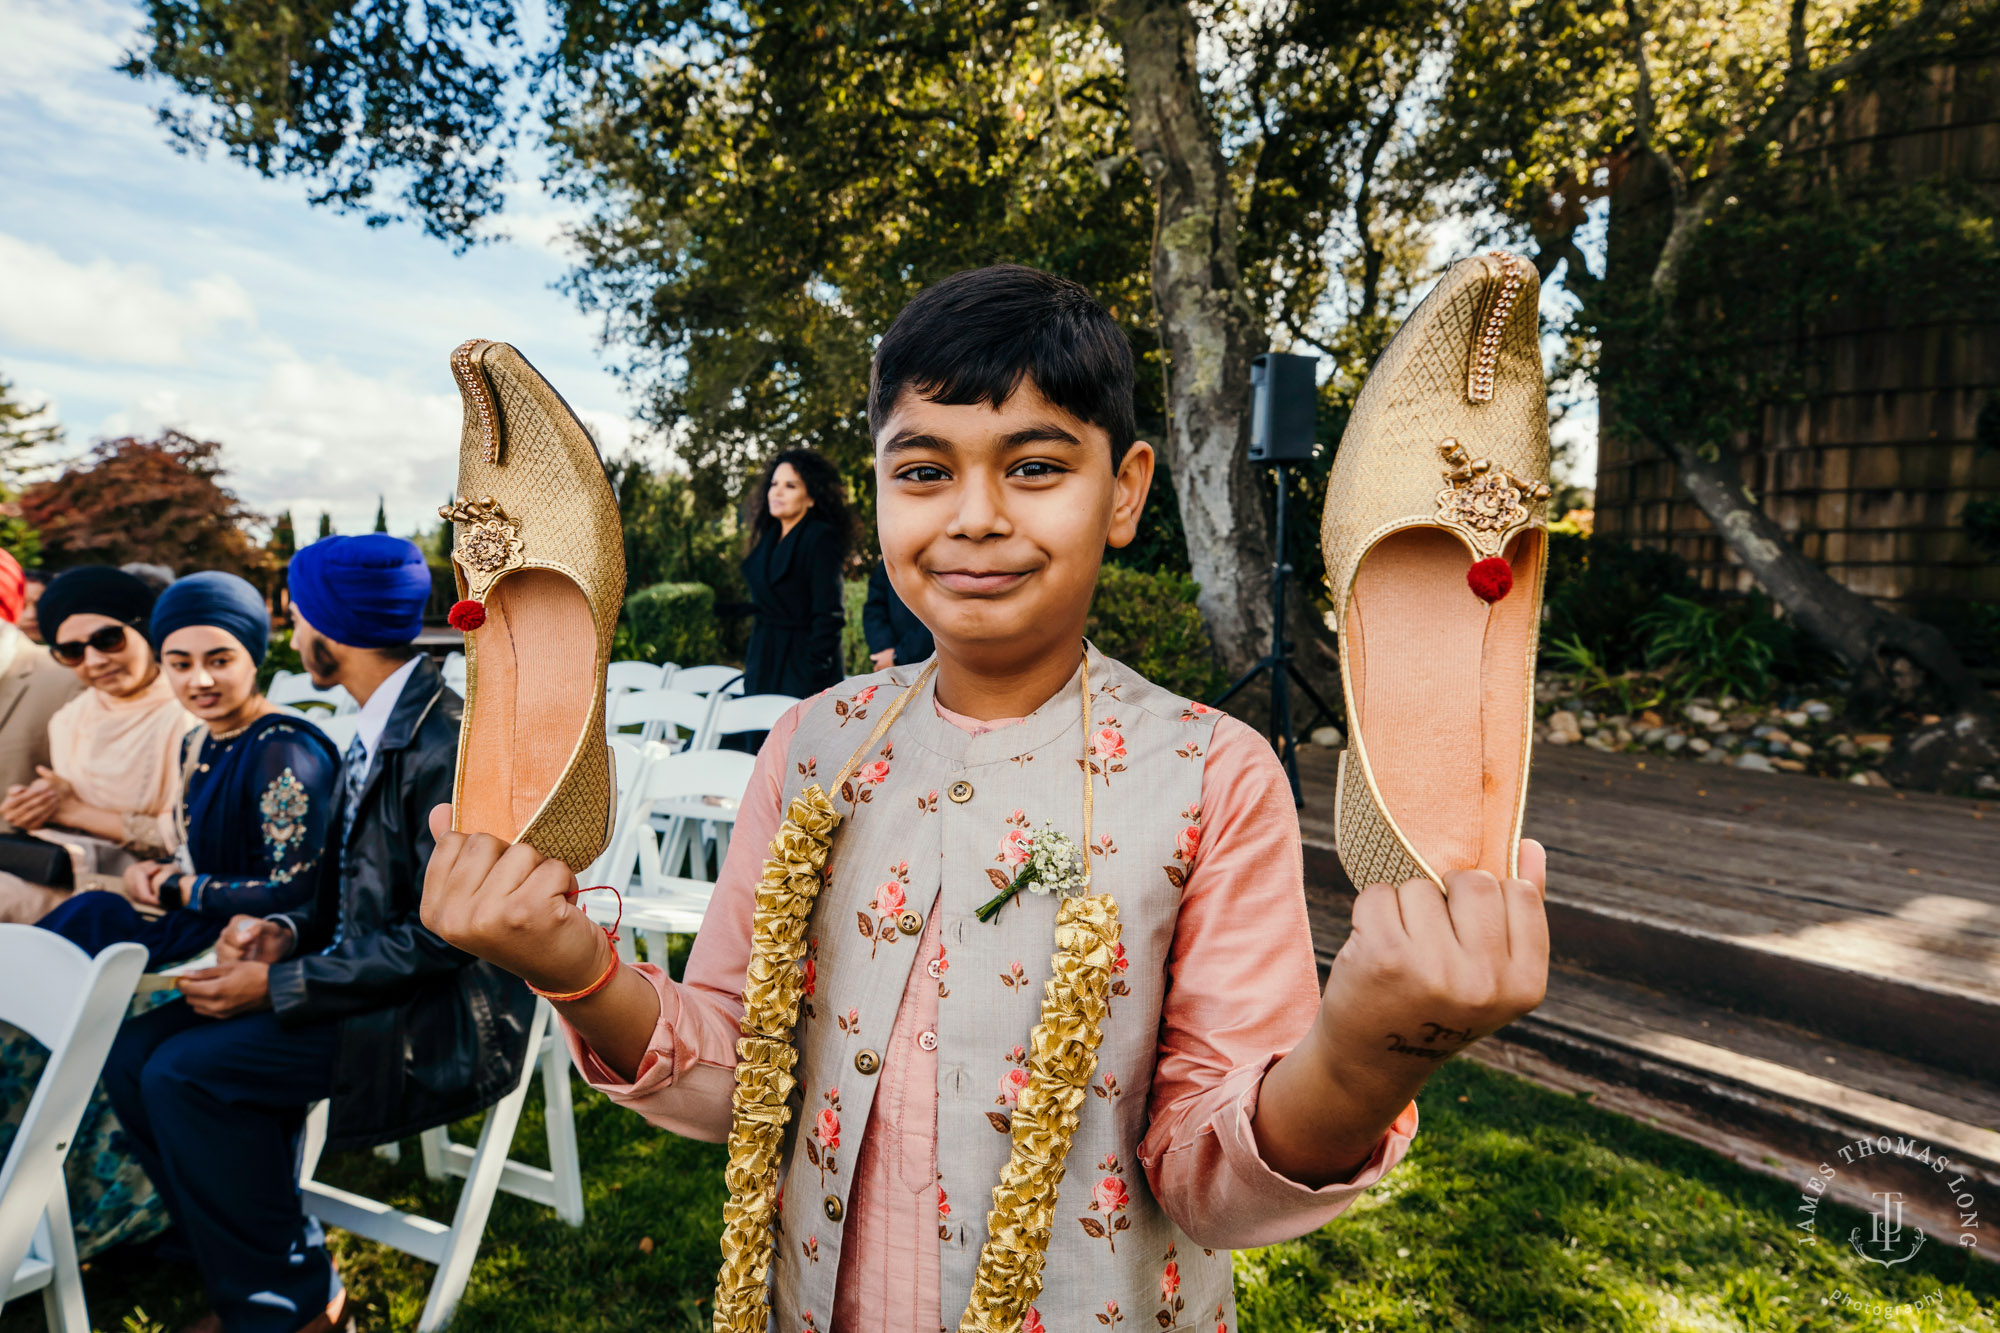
left=977, top=825, right=1089, bottom=923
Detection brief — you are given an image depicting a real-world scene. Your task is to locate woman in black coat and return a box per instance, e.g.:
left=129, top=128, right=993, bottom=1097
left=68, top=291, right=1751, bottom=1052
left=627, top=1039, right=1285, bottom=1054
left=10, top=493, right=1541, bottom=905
left=740, top=448, right=851, bottom=697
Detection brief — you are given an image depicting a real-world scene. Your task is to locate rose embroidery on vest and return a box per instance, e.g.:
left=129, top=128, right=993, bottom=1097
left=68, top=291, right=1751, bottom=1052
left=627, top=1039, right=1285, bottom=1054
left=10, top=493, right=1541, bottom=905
left=998, top=960, right=1029, bottom=992
left=1163, top=804, right=1203, bottom=891
left=831, top=684, right=878, bottom=726
left=937, top=1179, right=952, bottom=1241
left=805, top=1089, right=841, bottom=1186
left=835, top=1007, right=860, bottom=1035
left=858, top=861, right=910, bottom=957
left=1097, top=1299, right=1124, bottom=1326
left=800, top=1234, right=819, bottom=1264
left=838, top=743, right=891, bottom=813
left=1178, top=700, right=1217, bottom=723
left=1091, top=1071, right=1122, bottom=1101
left=917, top=787, right=939, bottom=814
left=1022, top=1309, right=1045, bottom=1333
left=1080, top=1153, right=1132, bottom=1250
left=1082, top=721, right=1128, bottom=785
left=1158, top=1242, right=1186, bottom=1327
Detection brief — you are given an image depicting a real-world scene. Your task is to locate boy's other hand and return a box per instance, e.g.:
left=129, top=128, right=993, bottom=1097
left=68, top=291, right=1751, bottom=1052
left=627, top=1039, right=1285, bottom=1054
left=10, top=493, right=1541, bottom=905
left=420, top=803, right=607, bottom=994
left=177, top=961, right=272, bottom=1018
left=870, top=648, right=896, bottom=670
left=1317, top=838, right=1548, bottom=1074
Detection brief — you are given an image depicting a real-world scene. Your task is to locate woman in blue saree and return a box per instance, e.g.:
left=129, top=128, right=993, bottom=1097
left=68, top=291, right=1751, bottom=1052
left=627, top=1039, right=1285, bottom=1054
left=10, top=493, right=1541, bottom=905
left=2, top=572, right=341, bottom=1258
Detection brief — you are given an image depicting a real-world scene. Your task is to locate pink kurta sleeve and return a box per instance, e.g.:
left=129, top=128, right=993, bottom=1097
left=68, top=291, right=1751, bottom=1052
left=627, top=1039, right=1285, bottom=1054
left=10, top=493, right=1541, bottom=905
left=559, top=701, right=814, bottom=1142
left=1137, top=716, right=1417, bottom=1249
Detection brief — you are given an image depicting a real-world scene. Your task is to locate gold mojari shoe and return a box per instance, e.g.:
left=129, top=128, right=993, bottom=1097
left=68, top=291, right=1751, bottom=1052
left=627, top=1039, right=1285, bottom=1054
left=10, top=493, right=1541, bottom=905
left=442, top=339, right=626, bottom=870
left=1320, top=251, right=1551, bottom=890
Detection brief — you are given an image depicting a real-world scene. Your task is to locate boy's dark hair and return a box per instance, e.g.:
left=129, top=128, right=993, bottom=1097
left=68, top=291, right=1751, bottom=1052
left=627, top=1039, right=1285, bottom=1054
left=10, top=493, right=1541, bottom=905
left=868, top=265, right=1138, bottom=470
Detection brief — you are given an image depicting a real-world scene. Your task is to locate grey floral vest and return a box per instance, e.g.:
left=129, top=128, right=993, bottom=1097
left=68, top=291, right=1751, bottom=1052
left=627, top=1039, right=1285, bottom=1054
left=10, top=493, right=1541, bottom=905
left=768, top=645, right=1233, bottom=1332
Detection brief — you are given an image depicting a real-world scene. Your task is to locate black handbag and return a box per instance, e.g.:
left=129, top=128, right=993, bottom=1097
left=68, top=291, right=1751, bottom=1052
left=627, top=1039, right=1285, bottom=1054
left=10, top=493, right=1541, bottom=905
left=0, top=831, right=73, bottom=888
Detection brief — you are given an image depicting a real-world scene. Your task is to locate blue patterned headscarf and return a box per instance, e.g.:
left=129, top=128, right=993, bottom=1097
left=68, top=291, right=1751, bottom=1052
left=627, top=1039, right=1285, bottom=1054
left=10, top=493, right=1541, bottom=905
left=287, top=535, right=432, bottom=648
left=150, top=571, right=272, bottom=664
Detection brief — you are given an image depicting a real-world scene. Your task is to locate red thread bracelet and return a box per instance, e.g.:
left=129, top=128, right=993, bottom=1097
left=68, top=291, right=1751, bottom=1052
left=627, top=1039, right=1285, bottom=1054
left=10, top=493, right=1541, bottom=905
left=529, top=884, right=624, bottom=1003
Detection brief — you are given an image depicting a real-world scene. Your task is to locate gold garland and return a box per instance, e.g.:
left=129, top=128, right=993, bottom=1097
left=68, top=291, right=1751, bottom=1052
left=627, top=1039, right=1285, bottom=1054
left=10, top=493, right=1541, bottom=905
left=712, top=652, right=1113, bottom=1333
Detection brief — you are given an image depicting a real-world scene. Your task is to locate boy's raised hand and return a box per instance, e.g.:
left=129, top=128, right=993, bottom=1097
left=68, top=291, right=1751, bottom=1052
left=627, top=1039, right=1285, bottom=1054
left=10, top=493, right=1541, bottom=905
left=1322, top=839, right=1549, bottom=1069
left=420, top=803, right=610, bottom=995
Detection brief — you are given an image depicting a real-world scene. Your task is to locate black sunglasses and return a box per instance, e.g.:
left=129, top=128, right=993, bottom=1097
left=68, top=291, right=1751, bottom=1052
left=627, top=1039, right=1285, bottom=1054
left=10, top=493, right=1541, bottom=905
left=51, top=624, right=131, bottom=665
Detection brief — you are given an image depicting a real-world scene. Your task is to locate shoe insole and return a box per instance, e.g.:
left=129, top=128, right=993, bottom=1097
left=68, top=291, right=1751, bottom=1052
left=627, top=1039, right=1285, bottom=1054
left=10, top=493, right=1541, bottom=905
left=457, top=568, right=597, bottom=842
left=1345, top=527, right=1542, bottom=877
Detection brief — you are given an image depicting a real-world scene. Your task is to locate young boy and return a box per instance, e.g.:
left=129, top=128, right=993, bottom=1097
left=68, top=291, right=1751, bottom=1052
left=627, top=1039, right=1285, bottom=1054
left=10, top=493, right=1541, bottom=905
left=421, top=265, right=1549, bottom=1331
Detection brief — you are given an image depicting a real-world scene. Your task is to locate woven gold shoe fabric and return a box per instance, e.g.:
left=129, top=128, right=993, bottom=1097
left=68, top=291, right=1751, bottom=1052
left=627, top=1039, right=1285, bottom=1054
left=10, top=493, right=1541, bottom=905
left=444, top=339, right=626, bottom=870
left=1320, top=251, right=1551, bottom=892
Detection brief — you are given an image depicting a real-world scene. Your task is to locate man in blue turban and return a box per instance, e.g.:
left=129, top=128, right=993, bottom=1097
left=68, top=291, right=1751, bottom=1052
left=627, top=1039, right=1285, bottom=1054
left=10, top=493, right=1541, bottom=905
left=100, top=534, right=536, bottom=1333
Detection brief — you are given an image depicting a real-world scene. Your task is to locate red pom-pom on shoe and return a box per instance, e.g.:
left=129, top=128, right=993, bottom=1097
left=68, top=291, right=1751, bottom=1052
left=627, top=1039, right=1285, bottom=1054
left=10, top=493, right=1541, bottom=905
left=448, top=599, right=487, bottom=631
left=1467, top=557, right=1513, bottom=604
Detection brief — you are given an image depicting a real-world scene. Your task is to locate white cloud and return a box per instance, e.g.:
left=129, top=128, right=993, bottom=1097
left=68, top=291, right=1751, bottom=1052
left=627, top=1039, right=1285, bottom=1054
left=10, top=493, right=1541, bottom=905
left=0, top=231, right=257, bottom=366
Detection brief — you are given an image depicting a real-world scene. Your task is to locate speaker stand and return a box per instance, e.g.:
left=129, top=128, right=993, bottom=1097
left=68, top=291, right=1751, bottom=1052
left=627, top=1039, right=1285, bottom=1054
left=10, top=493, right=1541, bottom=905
left=1209, top=460, right=1336, bottom=806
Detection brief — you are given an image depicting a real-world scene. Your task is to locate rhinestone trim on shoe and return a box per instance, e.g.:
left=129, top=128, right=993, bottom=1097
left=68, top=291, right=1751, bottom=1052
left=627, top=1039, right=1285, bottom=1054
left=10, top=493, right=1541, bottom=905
left=1466, top=252, right=1526, bottom=403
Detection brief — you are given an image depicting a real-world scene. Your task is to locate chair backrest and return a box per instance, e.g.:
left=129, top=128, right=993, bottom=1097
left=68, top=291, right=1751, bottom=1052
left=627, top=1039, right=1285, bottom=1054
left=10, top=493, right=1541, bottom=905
left=268, top=671, right=357, bottom=715
left=605, top=661, right=668, bottom=693
left=668, top=665, right=745, bottom=697
left=708, top=693, right=800, bottom=740
left=610, top=689, right=717, bottom=748
left=310, top=712, right=363, bottom=755
left=632, top=749, right=756, bottom=809
left=0, top=929, right=145, bottom=1295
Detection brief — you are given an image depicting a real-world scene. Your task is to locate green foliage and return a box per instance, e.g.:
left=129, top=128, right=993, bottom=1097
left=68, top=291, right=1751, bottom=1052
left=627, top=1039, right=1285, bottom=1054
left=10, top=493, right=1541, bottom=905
left=1965, top=498, right=2000, bottom=562
left=619, top=581, right=722, bottom=670
left=1543, top=533, right=1699, bottom=674
left=1633, top=594, right=1793, bottom=702
left=256, top=629, right=305, bottom=694
left=609, top=459, right=746, bottom=602
left=0, top=372, right=61, bottom=488
left=1541, top=636, right=1667, bottom=716
left=1085, top=564, right=1223, bottom=701
left=841, top=577, right=871, bottom=677
left=0, top=518, right=41, bottom=571
left=317, top=512, right=333, bottom=540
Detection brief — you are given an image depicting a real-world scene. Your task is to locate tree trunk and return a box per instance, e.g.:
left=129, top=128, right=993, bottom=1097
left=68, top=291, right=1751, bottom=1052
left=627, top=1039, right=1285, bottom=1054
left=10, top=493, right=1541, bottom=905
left=1111, top=0, right=1273, bottom=679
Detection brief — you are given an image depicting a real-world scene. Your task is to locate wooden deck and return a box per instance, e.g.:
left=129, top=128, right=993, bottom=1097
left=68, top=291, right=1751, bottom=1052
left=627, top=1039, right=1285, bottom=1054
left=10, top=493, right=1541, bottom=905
left=1296, top=743, right=2000, bottom=1078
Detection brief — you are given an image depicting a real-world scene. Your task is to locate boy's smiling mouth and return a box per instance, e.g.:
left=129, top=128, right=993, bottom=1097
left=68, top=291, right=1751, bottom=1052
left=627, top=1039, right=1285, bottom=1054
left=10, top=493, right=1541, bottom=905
left=931, top=567, right=1034, bottom=596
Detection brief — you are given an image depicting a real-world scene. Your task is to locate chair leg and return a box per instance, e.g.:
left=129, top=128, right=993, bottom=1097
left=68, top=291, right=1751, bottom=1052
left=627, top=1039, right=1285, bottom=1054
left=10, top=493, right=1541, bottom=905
left=42, top=1192, right=89, bottom=1333
left=539, top=1027, right=586, bottom=1227
left=419, top=1127, right=450, bottom=1181
left=413, top=1004, right=549, bottom=1333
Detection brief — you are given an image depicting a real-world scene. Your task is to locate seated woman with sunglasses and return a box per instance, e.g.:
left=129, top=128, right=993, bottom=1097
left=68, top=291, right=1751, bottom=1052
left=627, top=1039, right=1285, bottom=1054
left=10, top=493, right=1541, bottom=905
left=2, top=573, right=341, bottom=1265
left=0, top=566, right=196, bottom=923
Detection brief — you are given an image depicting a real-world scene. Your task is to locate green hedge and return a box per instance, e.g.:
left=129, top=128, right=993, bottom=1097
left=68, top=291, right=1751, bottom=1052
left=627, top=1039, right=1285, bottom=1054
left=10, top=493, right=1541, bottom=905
left=842, top=577, right=871, bottom=676
left=618, top=580, right=723, bottom=669
left=1086, top=564, right=1224, bottom=701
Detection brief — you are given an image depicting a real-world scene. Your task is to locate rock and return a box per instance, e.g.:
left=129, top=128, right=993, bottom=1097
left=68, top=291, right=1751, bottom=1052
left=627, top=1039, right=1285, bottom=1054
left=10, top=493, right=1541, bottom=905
left=1854, top=734, right=1894, bottom=753
left=1546, top=710, right=1582, bottom=745
left=1683, top=704, right=1721, bottom=726
left=1854, top=769, right=1892, bottom=788
left=1706, top=720, right=1732, bottom=734
left=1584, top=734, right=1615, bottom=752
left=1848, top=771, right=1872, bottom=786
left=1637, top=710, right=1664, bottom=729
left=1772, top=758, right=1807, bottom=773
left=1613, top=727, right=1634, bottom=746
left=1685, top=736, right=1709, bottom=755
left=1718, top=695, right=1739, bottom=711
left=1663, top=732, right=1688, bottom=753
left=1310, top=725, right=1344, bottom=749
left=1976, top=774, right=1999, bottom=793
left=1641, top=727, right=1670, bottom=747
left=1749, top=724, right=1774, bottom=740
left=1879, top=711, right=2000, bottom=792
left=1767, top=739, right=1793, bottom=756
left=1697, top=746, right=1730, bottom=764
left=1834, top=739, right=1859, bottom=759
left=1734, top=752, right=1776, bottom=773
left=1790, top=741, right=1814, bottom=759
left=1804, top=700, right=1833, bottom=723
left=1783, top=711, right=1810, bottom=730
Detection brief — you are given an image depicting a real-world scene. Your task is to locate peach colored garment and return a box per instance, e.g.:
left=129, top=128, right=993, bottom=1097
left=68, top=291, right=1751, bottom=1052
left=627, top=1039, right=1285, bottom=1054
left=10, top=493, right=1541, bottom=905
left=565, top=698, right=1418, bottom=1332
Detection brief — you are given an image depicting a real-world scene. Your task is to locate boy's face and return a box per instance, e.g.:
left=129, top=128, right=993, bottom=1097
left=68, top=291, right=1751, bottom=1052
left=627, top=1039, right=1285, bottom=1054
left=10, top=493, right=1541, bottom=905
left=875, top=379, right=1153, bottom=671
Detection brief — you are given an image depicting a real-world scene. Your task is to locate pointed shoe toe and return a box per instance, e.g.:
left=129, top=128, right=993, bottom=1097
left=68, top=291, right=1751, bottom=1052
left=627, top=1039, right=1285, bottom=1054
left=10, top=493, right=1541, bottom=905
left=1320, top=251, right=1551, bottom=891
left=443, top=338, right=625, bottom=870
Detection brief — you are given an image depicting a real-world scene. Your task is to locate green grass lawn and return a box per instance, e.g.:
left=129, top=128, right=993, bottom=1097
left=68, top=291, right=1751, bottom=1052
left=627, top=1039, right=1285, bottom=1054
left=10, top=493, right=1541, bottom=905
left=10, top=1059, right=1995, bottom=1332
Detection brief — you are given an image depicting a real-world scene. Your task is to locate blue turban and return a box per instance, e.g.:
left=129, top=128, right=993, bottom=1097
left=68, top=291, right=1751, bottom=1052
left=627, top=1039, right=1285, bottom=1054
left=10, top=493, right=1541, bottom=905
left=287, top=535, right=432, bottom=648
left=150, top=571, right=272, bottom=664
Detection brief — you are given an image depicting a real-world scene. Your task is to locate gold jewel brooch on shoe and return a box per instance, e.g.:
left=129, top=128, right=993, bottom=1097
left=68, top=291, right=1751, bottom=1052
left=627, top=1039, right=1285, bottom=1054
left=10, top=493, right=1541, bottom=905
left=1434, top=440, right=1550, bottom=603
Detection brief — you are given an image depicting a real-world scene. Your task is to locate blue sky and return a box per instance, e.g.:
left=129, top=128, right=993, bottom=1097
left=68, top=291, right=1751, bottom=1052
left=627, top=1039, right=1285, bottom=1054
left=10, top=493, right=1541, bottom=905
left=0, top=0, right=645, bottom=539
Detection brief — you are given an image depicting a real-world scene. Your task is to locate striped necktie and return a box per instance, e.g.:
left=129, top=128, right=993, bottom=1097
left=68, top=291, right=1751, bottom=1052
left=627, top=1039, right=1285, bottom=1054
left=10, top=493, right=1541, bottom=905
left=329, top=732, right=369, bottom=951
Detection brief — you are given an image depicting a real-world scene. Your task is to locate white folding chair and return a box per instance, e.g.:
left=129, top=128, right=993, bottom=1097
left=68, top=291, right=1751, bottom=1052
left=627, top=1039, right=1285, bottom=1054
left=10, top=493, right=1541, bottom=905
left=609, top=688, right=717, bottom=750
left=439, top=651, right=468, bottom=694
left=703, top=693, right=799, bottom=750
left=0, top=930, right=147, bottom=1333
left=299, top=999, right=581, bottom=1333
left=308, top=712, right=362, bottom=755
left=667, top=664, right=744, bottom=697
left=578, top=737, right=654, bottom=889
left=605, top=661, right=670, bottom=693
left=268, top=671, right=358, bottom=716
left=599, top=751, right=752, bottom=958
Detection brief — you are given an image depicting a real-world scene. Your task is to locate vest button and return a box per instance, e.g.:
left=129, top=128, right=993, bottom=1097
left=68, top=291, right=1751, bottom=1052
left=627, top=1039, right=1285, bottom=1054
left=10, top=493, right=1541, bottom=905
left=824, top=1194, right=844, bottom=1222
left=947, top=779, right=974, bottom=803
left=897, top=910, right=924, bottom=936
left=854, top=1048, right=880, bottom=1075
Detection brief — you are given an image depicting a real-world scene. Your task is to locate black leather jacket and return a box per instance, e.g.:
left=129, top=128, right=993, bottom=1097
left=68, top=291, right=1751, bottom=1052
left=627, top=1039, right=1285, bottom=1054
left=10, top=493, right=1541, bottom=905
left=268, top=655, right=535, bottom=1151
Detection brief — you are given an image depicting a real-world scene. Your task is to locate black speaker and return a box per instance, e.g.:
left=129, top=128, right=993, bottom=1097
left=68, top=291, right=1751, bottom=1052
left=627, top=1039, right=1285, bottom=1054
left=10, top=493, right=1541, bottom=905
left=1247, top=352, right=1319, bottom=462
